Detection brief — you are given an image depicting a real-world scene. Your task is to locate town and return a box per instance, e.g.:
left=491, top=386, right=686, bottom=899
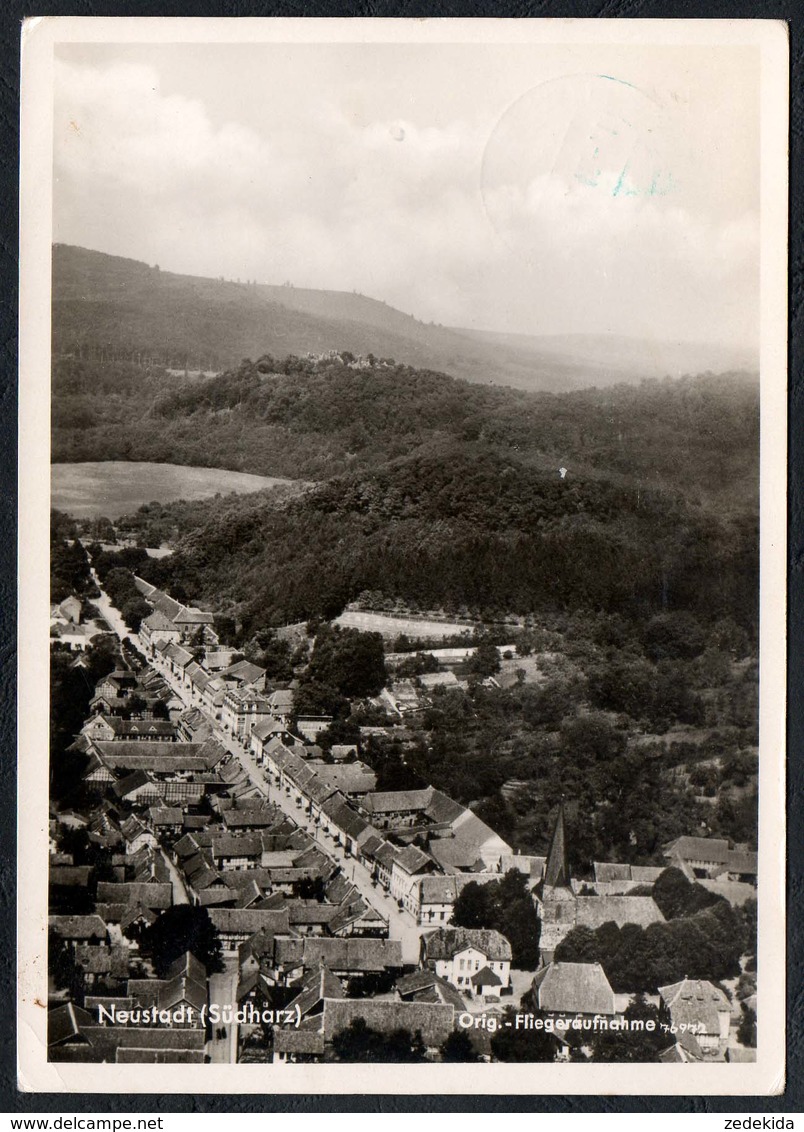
left=47, top=529, right=759, bottom=1066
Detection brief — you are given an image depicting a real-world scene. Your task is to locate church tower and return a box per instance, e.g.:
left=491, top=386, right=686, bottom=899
left=537, top=803, right=577, bottom=965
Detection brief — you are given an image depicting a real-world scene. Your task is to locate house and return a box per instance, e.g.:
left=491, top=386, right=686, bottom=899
left=221, top=687, right=275, bottom=743
left=266, top=688, right=295, bottom=724
left=206, top=908, right=291, bottom=953
left=360, top=788, right=434, bottom=830
left=311, top=761, right=377, bottom=797
left=658, top=978, right=732, bottom=1055
left=662, top=836, right=758, bottom=883
left=421, top=927, right=512, bottom=995
left=389, top=845, right=434, bottom=912
left=530, top=962, right=618, bottom=1019
left=140, top=610, right=181, bottom=654
left=49, top=915, right=109, bottom=947
left=48, top=1003, right=95, bottom=1054
left=83, top=717, right=178, bottom=743
left=411, top=872, right=501, bottom=927
left=269, top=937, right=403, bottom=985
left=119, top=816, right=159, bottom=855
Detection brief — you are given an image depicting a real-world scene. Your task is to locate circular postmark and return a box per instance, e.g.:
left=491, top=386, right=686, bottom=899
left=480, top=73, right=677, bottom=264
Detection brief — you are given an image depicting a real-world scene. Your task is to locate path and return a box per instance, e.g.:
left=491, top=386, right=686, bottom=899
left=207, top=964, right=239, bottom=1064
left=88, top=566, right=146, bottom=658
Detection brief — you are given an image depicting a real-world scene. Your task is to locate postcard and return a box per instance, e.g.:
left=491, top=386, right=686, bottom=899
left=17, top=16, right=788, bottom=1094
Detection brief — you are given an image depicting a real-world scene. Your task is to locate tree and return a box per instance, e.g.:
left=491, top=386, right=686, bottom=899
left=440, top=1030, right=481, bottom=1062
left=306, top=625, right=387, bottom=699
left=651, top=868, right=723, bottom=920
left=452, top=871, right=541, bottom=969
left=469, top=639, right=501, bottom=678
left=589, top=995, right=666, bottom=1062
left=330, top=1018, right=427, bottom=1062
left=737, top=1003, right=757, bottom=1048
left=490, top=1007, right=558, bottom=1062
left=140, top=906, right=224, bottom=977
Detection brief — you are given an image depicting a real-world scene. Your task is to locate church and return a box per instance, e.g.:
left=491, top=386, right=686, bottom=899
left=534, top=805, right=666, bottom=965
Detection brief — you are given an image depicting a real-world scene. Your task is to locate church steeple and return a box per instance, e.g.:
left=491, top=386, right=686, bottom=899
left=544, top=802, right=570, bottom=890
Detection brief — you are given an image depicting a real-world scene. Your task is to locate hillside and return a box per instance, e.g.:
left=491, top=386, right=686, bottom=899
left=52, top=353, right=759, bottom=510
left=132, top=444, right=758, bottom=642
left=52, top=244, right=756, bottom=393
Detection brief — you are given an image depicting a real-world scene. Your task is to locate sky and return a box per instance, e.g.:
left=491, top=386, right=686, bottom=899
left=52, top=39, right=760, bottom=349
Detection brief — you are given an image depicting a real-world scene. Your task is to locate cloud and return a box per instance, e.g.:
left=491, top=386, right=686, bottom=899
left=52, top=51, right=760, bottom=348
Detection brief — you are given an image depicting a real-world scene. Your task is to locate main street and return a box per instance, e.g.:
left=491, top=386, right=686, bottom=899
left=131, top=624, right=427, bottom=964
left=89, top=565, right=429, bottom=965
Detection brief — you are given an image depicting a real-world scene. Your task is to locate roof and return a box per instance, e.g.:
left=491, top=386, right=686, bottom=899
left=422, top=927, right=512, bottom=963
left=96, top=882, right=172, bottom=909
left=142, top=610, right=179, bottom=633
left=222, top=660, right=266, bottom=685
left=206, top=908, right=291, bottom=936
left=49, top=915, right=108, bottom=940
left=252, top=719, right=290, bottom=741
left=267, top=689, right=295, bottom=711
left=313, top=762, right=377, bottom=795
left=663, top=836, right=732, bottom=864
left=173, top=607, right=215, bottom=625
left=362, top=788, right=433, bottom=815
left=658, top=979, right=731, bottom=1035
left=50, top=865, right=93, bottom=887
left=471, top=965, right=502, bottom=988
left=322, top=998, right=454, bottom=1048
left=575, top=896, right=665, bottom=930
left=211, top=833, right=263, bottom=859
left=393, top=845, right=433, bottom=876
left=417, top=873, right=500, bottom=905
left=48, top=1002, right=94, bottom=1046
left=532, top=962, right=617, bottom=1016
left=287, top=964, right=346, bottom=1017
left=275, top=937, right=403, bottom=973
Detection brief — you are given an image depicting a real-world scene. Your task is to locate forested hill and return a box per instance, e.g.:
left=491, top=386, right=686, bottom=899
left=54, top=352, right=758, bottom=509
left=135, top=445, right=758, bottom=640
left=52, top=244, right=756, bottom=392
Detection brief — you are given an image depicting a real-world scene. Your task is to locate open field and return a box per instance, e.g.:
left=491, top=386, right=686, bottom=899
left=334, top=609, right=476, bottom=640
left=51, top=461, right=296, bottom=519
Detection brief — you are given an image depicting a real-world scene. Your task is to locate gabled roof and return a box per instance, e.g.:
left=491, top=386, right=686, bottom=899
left=96, top=882, right=172, bottom=909
left=471, top=965, right=502, bottom=987
left=222, top=660, right=266, bottom=685
left=49, top=915, right=108, bottom=940
left=48, top=1002, right=94, bottom=1046
left=658, top=978, right=731, bottom=1035
left=575, top=895, right=664, bottom=930
left=362, top=788, right=433, bottom=815
left=393, top=845, right=433, bottom=876
left=166, top=951, right=207, bottom=983
left=142, top=610, right=179, bottom=633
left=532, top=962, right=617, bottom=1016
left=662, top=836, right=732, bottom=863
left=206, top=908, right=291, bottom=936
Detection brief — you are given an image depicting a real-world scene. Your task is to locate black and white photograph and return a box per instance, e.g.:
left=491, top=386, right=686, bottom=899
left=17, top=17, right=788, bottom=1094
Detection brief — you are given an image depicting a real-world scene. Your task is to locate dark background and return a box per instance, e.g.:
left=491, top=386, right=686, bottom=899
left=1, top=0, right=800, bottom=1115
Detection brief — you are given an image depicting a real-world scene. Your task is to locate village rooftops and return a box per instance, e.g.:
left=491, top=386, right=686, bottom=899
left=531, top=962, right=617, bottom=1016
